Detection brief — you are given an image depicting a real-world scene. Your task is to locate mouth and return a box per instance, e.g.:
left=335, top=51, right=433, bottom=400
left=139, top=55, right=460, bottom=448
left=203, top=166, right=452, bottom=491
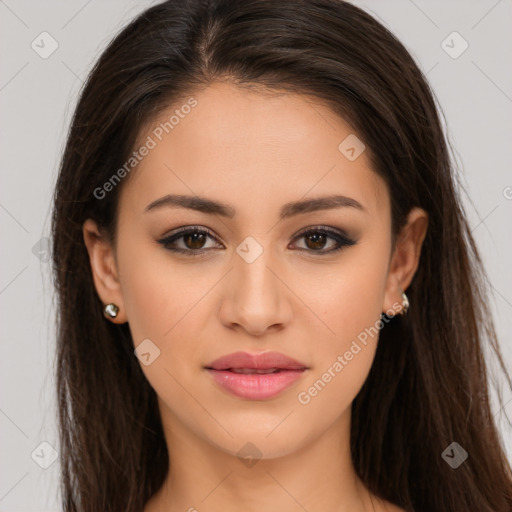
left=204, top=351, right=308, bottom=400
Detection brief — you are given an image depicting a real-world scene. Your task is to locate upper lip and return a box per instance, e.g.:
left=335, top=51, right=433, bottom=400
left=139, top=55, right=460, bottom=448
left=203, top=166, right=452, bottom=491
left=205, top=351, right=308, bottom=371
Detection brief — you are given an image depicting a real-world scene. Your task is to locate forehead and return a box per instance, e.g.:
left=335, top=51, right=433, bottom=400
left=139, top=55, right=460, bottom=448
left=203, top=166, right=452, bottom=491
left=120, top=81, right=388, bottom=221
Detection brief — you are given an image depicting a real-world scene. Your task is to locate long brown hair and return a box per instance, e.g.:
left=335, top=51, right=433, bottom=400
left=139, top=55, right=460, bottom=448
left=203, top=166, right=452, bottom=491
left=51, top=1, right=512, bottom=510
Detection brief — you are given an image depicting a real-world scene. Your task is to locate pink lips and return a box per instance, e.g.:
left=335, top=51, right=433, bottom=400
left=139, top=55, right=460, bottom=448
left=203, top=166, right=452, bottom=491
left=205, top=351, right=308, bottom=400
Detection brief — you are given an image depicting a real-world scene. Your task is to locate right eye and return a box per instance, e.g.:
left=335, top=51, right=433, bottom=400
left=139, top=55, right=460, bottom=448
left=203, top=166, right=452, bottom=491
left=157, top=226, right=224, bottom=257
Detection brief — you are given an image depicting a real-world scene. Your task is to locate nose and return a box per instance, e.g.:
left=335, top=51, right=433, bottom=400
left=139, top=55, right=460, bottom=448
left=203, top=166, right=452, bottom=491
left=218, top=246, right=293, bottom=337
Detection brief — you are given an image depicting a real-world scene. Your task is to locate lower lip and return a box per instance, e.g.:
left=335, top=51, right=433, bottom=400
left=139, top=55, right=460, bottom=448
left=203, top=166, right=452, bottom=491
left=206, top=369, right=306, bottom=400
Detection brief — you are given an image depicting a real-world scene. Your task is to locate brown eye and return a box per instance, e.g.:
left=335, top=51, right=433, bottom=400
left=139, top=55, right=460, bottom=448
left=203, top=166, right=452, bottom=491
left=158, top=225, right=356, bottom=257
left=291, top=227, right=357, bottom=255
left=304, top=232, right=329, bottom=250
left=182, top=231, right=207, bottom=250
left=157, top=227, right=222, bottom=256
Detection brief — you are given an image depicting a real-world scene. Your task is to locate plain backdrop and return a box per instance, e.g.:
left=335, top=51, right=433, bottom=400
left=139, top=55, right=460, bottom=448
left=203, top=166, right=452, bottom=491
left=0, top=0, right=511, bottom=510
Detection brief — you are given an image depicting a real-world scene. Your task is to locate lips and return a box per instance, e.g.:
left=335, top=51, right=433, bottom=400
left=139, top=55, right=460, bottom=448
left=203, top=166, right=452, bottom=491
left=205, top=351, right=308, bottom=372
left=204, top=351, right=308, bottom=400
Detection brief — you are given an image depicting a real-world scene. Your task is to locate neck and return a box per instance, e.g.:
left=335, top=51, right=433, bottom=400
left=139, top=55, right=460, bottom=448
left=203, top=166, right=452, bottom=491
left=144, top=401, right=381, bottom=512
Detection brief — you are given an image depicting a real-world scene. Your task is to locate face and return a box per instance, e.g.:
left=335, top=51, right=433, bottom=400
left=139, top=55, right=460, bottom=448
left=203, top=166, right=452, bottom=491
left=84, top=81, right=427, bottom=460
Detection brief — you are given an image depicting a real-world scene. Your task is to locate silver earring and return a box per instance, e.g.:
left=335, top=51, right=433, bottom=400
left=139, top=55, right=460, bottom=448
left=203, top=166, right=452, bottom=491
left=400, top=291, right=409, bottom=315
left=104, top=303, right=119, bottom=319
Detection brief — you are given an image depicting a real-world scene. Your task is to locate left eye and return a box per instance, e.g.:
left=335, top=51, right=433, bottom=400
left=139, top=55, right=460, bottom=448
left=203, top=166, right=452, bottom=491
left=157, top=226, right=356, bottom=256
left=291, top=228, right=356, bottom=253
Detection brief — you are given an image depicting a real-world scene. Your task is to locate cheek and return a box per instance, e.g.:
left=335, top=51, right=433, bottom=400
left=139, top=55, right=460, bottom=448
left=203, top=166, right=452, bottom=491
left=120, top=262, right=171, bottom=344
left=307, top=240, right=389, bottom=347
left=296, top=282, right=384, bottom=423
left=116, top=239, right=210, bottom=393
left=117, top=237, right=199, bottom=343
left=116, top=242, right=200, bottom=413
left=295, top=238, right=389, bottom=409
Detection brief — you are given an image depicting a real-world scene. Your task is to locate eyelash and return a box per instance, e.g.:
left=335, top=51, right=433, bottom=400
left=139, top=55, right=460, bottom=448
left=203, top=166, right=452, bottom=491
left=157, top=225, right=357, bottom=257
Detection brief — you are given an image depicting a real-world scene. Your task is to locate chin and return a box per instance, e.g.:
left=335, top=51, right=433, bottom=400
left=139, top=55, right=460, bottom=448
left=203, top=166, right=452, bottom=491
left=202, top=424, right=307, bottom=463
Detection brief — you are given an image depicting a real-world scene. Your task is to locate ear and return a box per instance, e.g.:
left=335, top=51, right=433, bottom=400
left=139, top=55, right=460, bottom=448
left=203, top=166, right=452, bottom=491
left=382, top=207, right=428, bottom=316
left=82, top=218, right=127, bottom=324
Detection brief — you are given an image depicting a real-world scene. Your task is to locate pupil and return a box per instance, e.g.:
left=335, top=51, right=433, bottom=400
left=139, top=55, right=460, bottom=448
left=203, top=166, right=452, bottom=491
left=306, top=233, right=326, bottom=250
left=185, top=232, right=206, bottom=249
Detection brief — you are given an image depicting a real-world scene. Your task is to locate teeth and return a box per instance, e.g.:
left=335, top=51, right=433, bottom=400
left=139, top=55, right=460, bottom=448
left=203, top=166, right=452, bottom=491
left=229, top=368, right=279, bottom=374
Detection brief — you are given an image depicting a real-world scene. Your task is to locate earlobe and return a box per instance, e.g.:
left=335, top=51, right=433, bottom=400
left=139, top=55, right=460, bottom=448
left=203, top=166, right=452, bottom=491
left=382, top=207, right=428, bottom=316
left=82, top=219, right=127, bottom=323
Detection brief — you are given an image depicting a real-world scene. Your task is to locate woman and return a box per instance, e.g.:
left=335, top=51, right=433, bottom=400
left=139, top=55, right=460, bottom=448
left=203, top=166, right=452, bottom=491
left=51, top=0, right=512, bottom=511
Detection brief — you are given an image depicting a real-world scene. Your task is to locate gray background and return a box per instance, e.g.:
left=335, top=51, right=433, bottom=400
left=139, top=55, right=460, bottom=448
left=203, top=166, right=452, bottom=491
left=1, top=0, right=511, bottom=509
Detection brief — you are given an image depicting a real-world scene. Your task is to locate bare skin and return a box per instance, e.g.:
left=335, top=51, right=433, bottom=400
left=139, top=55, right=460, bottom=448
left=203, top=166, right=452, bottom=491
left=83, top=81, right=427, bottom=512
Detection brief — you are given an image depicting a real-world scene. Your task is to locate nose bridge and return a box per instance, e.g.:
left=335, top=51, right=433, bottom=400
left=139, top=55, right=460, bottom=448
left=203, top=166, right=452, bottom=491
left=220, top=234, right=292, bottom=334
left=234, top=234, right=279, bottom=304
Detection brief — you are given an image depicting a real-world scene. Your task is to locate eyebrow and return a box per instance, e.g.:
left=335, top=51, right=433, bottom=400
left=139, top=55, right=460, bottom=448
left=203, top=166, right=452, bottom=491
left=144, top=193, right=367, bottom=218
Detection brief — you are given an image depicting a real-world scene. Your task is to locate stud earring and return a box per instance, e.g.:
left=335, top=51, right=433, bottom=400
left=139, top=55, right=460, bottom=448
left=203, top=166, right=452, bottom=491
left=400, top=291, right=409, bottom=315
left=104, top=303, right=119, bottom=319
